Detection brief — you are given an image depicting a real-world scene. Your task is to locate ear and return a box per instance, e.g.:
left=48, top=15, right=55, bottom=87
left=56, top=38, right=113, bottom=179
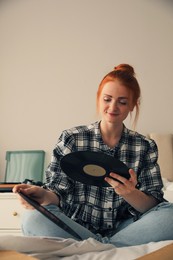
left=129, top=102, right=135, bottom=112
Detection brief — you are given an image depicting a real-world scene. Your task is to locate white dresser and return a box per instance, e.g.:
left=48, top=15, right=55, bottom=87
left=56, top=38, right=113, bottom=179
left=0, top=192, right=24, bottom=235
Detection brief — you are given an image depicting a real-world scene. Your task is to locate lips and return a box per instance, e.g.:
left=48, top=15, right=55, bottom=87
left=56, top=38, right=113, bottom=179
left=107, top=111, right=119, bottom=116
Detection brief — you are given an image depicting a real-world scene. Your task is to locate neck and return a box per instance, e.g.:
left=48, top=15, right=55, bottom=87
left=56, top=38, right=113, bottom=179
left=100, top=121, right=123, bottom=137
left=100, top=121, right=123, bottom=148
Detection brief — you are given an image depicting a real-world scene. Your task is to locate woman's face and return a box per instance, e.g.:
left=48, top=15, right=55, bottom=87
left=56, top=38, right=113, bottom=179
left=98, top=79, right=134, bottom=126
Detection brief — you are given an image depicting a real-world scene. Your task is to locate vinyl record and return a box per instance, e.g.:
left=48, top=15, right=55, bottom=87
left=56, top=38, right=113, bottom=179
left=18, top=191, right=82, bottom=240
left=60, top=151, right=130, bottom=187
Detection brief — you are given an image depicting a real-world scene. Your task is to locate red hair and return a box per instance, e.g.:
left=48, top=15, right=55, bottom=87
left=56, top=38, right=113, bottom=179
left=97, top=64, right=141, bottom=128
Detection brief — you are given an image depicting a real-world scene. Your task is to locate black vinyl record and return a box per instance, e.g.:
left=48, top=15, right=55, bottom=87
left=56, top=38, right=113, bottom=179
left=18, top=191, right=82, bottom=240
left=60, top=151, right=130, bottom=187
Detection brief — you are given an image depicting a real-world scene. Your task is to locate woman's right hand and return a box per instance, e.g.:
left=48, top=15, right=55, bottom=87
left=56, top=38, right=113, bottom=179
left=13, top=184, right=55, bottom=209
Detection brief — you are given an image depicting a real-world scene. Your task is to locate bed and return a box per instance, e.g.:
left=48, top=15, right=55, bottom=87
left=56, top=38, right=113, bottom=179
left=0, top=236, right=173, bottom=259
left=0, top=133, right=173, bottom=259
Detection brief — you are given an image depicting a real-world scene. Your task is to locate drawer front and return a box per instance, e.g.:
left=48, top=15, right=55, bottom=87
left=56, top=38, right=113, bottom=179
left=1, top=197, right=24, bottom=229
left=0, top=230, right=23, bottom=235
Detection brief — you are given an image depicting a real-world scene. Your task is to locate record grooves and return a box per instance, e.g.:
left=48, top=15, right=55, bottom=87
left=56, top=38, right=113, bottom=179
left=60, top=151, right=130, bottom=187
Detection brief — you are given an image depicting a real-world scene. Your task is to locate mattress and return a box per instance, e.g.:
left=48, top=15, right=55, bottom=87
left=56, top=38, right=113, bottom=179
left=0, top=236, right=173, bottom=260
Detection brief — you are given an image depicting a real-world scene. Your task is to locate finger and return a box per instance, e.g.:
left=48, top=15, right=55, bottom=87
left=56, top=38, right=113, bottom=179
left=12, top=184, right=32, bottom=193
left=16, top=193, right=31, bottom=208
left=109, top=172, right=128, bottom=184
left=105, top=177, right=123, bottom=196
left=22, top=200, right=35, bottom=209
left=128, top=169, right=138, bottom=186
left=129, top=168, right=136, bottom=179
left=105, top=176, right=122, bottom=189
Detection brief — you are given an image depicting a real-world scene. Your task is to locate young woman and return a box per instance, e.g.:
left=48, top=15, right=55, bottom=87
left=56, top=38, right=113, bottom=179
left=13, top=64, right=173, bottom=247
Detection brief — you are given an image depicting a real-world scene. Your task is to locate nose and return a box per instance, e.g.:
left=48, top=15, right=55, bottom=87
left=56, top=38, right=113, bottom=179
left=110, top=101, right=118, bottom=111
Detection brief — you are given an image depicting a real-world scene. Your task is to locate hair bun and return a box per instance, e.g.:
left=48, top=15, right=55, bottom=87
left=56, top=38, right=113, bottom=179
left=114, top=64, right=135, bottom=76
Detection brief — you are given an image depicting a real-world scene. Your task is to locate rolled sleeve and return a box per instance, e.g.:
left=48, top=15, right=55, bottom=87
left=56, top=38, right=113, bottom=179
left=138, top=139, right=164, bottom=202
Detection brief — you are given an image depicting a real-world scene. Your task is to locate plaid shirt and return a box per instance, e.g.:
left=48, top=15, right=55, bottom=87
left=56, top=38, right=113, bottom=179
left=44, top=121, right=164, bottom=236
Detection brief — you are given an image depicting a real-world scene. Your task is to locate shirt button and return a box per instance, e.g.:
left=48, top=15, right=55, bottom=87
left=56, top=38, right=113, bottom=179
left=109, top=207, right=112, bottom=211
left=108, top=225, right=112, bottom=229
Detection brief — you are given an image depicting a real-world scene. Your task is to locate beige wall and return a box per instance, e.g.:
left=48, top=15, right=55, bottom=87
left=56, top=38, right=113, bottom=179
left=0, top=0, right=173, bottom=181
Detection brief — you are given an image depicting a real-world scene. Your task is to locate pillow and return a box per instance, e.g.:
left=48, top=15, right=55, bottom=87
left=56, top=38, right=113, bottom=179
left=149, top=133, right=173, bottom=182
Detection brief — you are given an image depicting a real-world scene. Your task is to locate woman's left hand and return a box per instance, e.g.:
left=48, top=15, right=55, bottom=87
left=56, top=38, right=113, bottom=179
left=105, top=168, right=138, bottom=196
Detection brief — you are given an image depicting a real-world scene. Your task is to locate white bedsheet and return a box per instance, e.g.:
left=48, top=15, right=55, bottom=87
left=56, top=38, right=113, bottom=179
left=0, top=236, right=173, bottom=260
left=162, top=178, right=173, bottom=202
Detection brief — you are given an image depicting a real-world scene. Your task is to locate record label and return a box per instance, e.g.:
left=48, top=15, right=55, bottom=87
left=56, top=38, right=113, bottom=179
left=83, top=164, right=106, bottom=176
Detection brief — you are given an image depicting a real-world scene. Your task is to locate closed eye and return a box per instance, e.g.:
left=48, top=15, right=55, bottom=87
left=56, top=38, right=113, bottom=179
left=103, top=96, right=112, bottom=102
left=118, top=98, right=128, bottom=105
